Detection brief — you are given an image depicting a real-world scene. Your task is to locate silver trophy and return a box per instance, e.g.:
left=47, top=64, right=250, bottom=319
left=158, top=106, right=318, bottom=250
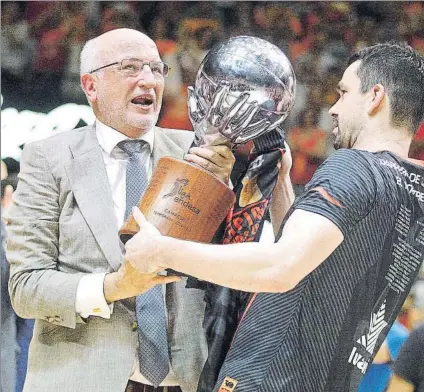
left=188, top=36, right=296, bottom=146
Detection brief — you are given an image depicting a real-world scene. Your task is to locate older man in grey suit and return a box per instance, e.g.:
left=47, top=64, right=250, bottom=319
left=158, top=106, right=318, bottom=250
left=6, top=28, right=234, bottom=392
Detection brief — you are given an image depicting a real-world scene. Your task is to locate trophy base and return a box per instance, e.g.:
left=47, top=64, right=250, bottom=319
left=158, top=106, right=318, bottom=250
left=119, top=157, right=236, bottom=244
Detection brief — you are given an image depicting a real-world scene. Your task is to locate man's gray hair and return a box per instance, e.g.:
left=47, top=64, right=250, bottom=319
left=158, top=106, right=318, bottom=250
left=80, top=38, right=103, bottom=76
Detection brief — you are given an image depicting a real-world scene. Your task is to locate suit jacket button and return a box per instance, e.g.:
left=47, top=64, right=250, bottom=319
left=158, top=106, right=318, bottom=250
left=131, top=321, right=137, bottom=331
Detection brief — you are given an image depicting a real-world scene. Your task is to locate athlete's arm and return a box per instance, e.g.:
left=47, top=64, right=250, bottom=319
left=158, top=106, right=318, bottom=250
left=126, top=150, right=374, bottom=292
left=125, top=208, right=344, bottom=293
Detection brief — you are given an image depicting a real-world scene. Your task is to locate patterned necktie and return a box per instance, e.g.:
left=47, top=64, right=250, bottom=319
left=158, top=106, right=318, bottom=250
left=117, top=140, right=170, bottom=387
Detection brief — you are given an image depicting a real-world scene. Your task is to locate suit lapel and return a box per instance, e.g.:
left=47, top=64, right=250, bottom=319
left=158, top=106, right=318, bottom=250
left=64, top=126, right=121, bottom=271
left=63, top=126, right=187, bottom=272
left=152, top=127, right=186, bottom=168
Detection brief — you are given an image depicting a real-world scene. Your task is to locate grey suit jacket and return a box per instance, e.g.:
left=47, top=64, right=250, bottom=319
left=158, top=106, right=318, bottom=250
left=6, top=125, right=208, bottom=392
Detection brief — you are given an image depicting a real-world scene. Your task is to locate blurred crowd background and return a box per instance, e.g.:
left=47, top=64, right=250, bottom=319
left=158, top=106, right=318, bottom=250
left=1, top=2, right=424, bottom=392
left=2, top=1, right=424, bottom=186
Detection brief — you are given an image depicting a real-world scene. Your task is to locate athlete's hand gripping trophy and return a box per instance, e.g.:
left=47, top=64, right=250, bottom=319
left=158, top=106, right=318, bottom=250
left=119, top=36, right=296, bottom=245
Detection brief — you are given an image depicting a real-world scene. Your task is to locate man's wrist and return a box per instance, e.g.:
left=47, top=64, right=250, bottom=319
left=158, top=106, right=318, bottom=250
left=278, top=169, right=291, bottom=181
left=104, top=271, right=122, bottom=304
left=159, top=236, right=176, bottom=270
left=104, top=265, right=135, bottom=303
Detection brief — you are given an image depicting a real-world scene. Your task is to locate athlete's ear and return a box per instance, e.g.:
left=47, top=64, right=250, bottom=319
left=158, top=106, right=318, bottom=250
left=367, top=84, right=385, bottom=116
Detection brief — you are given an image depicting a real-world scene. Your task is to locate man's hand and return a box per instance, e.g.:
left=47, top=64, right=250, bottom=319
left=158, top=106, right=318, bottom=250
left=279, top=142, right=293, bottom=178
left=104, top=209, right=179, bottom=303
left=124, top=208, right=166, bottom=273
left=270, top=142, right=295, bottom=235
left=104, top=263, right=179, bottom=303
left=185, top=145, right=235, bottom=184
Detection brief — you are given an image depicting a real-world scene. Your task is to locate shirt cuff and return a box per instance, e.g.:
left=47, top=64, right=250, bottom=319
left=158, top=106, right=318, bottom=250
left=75, top=273, right=114, bottom=319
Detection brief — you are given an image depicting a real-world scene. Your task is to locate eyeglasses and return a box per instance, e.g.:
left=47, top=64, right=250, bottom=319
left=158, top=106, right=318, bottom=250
left=89, top=58, right=170, bottom=77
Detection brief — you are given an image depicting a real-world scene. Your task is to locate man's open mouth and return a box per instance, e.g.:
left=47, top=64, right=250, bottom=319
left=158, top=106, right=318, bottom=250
left=131, top=94, right=154, bottom=106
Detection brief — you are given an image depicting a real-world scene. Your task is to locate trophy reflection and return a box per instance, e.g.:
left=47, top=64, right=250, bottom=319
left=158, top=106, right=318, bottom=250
left=119, top=36, right=296, bottom=244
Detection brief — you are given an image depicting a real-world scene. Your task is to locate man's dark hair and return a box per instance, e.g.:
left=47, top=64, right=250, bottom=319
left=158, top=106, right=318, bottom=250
left=348, top=42, right=424, bottom=134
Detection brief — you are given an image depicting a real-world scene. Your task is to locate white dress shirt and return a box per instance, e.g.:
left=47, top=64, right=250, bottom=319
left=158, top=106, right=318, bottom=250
left=75, top=120, right=179, bottom=386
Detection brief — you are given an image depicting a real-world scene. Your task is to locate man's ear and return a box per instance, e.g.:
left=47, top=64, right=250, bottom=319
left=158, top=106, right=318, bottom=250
left=81, top=74, right=97, bottom=104
left=367, top=84, right=386, bottom=115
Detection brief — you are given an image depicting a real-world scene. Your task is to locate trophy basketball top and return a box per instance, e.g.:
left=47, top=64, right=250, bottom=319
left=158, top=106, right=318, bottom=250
left=189, top=36, right=297, bottom=145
